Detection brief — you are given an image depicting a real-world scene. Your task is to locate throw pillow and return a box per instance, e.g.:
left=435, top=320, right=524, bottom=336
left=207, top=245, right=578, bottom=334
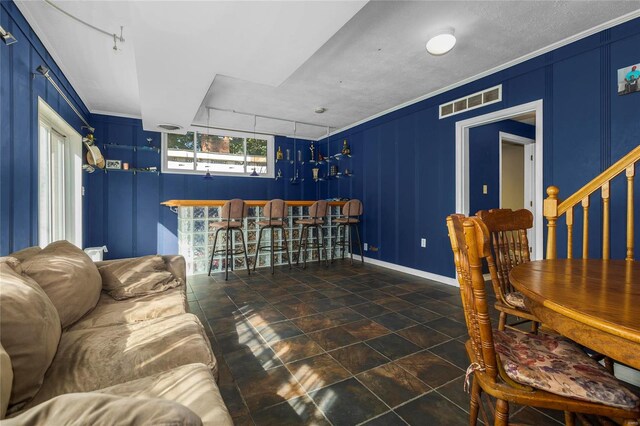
left=21, top=240, right=102, bottom=328
left=0, top=343, right=13, bottom=419
left=98, top=255, right=183, bottom=300
left=0, top=263, right=61, bottom=412
left=8, top=246, right=42, bottom=263
left=0, top=256, right=22, bottom=274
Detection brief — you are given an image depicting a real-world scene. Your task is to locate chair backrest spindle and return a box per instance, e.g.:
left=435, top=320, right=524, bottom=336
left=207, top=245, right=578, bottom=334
left=446, top=215, right=498, bottom=381
left=477, top=209, right=533, bottom=301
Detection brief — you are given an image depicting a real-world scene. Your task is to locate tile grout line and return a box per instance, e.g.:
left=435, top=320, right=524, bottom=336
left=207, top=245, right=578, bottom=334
left=224, top=264, right=398, bottom=423
left=194, top=263, right=476, bottom=425
left=220, top=270, right=340, bottom=426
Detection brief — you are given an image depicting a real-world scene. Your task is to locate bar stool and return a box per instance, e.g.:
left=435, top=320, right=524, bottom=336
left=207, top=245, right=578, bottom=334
left=208, top=199, right=251, bottom=280
left=253, top=199, right=292, bottom=274
left=295, top=200, right=328, bottom=268
left=332, top=199, right=364, bottom=265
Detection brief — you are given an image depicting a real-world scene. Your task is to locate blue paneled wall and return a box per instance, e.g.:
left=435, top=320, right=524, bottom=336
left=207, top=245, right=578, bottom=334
left=0, top=1, right=90, bottom=254
left=320, top=19, right=640, bottom=278
left=86, top=114, right=317, bottom=259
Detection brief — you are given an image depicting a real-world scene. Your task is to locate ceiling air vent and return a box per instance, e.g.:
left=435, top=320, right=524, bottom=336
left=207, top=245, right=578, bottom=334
left=439, top=85, right=502, bottom=119
left=158, top=124, right=182, bottom=131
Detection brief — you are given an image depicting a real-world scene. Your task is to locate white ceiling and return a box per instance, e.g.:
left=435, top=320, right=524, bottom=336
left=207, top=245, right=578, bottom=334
left=16, top=1, right=640, bottom=139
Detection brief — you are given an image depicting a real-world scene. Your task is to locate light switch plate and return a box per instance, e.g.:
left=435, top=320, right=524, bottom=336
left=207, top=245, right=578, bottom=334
left=421, top=238, right=426, bottom=248
left=483, top=185, right=488, bottom=194
left=363, top=243, right=368, bottom=251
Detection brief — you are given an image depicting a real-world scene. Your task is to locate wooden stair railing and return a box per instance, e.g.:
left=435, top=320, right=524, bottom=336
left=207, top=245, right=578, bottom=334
left=544, top=145, right=640, bottom=260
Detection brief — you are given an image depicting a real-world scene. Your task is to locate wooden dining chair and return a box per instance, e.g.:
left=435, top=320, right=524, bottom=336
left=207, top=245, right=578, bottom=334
left=476, top=208, right=539, bottom=332
left=446, top=214, right=640, bottom=426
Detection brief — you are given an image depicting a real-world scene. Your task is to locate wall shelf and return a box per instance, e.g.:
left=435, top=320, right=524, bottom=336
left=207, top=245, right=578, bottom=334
left=103, top=144, right=160, bottom=153
left=104, top=168, right=160, bottom=175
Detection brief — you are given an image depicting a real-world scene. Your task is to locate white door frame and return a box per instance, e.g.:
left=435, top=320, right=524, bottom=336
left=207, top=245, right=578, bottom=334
left=455, top=99, right=543, bottom=260
left=37, top=97, right=83, bottom=248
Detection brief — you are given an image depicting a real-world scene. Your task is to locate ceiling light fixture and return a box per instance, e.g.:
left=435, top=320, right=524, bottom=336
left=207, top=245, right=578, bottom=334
left=0, top=25, right=17, bottom=45
left=426, top=28, right=456, bottom=56
left=315, top=107, right=326, bottom=114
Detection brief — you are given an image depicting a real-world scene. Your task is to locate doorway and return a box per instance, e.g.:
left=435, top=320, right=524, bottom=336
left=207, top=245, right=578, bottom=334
left=37, top=98, right=83, bottom=248
left=455, top=100, right=543, bottom=260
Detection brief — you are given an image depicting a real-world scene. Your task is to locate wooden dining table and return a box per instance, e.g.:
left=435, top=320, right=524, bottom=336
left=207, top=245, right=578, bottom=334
left=510, top=259, right=640, bottom=370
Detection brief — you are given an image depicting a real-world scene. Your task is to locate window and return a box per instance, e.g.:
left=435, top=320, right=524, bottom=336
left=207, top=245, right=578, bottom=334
left=37, top=98, right=83, bottom=248
left=162, top=130, right=273, bottom=177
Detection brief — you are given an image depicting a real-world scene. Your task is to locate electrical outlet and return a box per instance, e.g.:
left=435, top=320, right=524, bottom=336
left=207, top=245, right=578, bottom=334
left=483, top=184, right=488, bottom=194
left=420, top=238, right=426, bottom=248
left=363, top=243, right=368, bottom=251
left=82, top=186, right=85, bottom=196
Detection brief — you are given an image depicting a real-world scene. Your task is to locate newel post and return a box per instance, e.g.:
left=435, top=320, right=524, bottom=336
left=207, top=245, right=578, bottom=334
left=544, top=186, right=559, bottom=259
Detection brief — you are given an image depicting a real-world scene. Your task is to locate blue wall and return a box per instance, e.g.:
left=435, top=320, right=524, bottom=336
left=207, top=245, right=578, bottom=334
left=0, top=0, right=90, bottom=255
left=86, top=114, right=317, bottom=259
left=320, top=19, right=640, bottom=278
left=468, top=119, right=535, bottom=214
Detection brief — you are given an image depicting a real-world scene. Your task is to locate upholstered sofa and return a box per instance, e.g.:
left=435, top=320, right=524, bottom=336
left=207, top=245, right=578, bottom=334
left=0, top=241, right=232, bottom=425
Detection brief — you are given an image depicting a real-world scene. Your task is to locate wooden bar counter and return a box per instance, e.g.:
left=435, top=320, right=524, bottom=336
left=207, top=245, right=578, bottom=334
left=162, top=199, right=347, bottom=275
left=162, top=200, right=347, bottom=207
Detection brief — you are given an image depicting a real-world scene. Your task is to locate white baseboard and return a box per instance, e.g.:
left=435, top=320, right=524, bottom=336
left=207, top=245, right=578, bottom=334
left=352, top=255, right=458, bottom=287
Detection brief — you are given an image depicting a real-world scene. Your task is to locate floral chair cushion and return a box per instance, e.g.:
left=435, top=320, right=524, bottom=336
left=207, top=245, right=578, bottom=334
left=494, top=329, right=639, bottom=410
left=504, top=291, right=527, bottom=309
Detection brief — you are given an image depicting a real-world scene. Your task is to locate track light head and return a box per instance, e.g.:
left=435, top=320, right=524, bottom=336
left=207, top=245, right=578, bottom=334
left=0, top=25, right=17, bottom=45
left=36, top=65, right=50, bottom=78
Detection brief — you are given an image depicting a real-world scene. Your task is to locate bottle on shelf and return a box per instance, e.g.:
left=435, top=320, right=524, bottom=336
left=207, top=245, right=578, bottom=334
left=276, top=146, right=284, bottom=160
left=341, top=139, right=351, bottom=156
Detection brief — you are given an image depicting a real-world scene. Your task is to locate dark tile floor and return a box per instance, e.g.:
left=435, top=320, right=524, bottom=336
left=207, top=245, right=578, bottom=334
left=186, top=261, right=565, bottom=426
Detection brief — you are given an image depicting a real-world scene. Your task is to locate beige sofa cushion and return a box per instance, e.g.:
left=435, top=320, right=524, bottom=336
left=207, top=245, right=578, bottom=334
left=21, top=240, right=102, bottom=328
left=98, top=255, right=183, bottom=300
left=4, top=393, right=202, bottom=426
left=97, top=363, right=233, bottom=426
left=27, top=314, right=216, bottom=408
left=0, top=257, right=22, bottom=274
left=8, top=246, right=42, bottom=263
left=0, top=343, right=13, bottom=419
left=69, top=287, right=187, bottom=330
left=0, top=263, right=61, bottom=412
